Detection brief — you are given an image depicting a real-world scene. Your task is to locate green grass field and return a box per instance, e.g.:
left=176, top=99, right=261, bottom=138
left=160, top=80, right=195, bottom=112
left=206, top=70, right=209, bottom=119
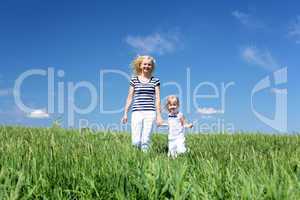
left=0, top=126, right=300, bottom=199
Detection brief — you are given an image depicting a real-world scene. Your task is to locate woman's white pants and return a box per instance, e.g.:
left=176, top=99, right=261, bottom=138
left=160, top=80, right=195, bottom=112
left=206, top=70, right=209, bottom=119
left=131, top=111, right=156, bottom=151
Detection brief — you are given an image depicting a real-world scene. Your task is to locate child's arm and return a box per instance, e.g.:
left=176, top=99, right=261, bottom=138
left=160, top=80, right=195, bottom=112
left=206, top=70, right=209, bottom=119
left=155, top=86, right=163, bottom=126
left=160, top=121, right=169, bottom=127
left=179, top=114, right=193, bottom=128
left=121, top=86, right=134, bottom=124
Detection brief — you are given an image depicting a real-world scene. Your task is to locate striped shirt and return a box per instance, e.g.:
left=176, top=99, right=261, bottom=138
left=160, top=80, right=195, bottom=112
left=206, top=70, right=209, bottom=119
left=130, top=76, right=160, bottom=112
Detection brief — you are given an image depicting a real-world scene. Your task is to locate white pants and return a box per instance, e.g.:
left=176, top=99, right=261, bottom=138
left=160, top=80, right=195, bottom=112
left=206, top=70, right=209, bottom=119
left=131, top=111, right=156, bottom=151
left=168, top=137, right=186, bottom=157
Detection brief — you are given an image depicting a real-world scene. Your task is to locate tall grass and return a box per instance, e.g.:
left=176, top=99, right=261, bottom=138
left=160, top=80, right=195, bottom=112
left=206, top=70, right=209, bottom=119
left=0, top=126, right=299, bottom=199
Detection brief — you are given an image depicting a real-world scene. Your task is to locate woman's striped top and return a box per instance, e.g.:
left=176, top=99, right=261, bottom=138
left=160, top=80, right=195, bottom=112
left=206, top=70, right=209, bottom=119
left=130, top=76, right=160, bottom=112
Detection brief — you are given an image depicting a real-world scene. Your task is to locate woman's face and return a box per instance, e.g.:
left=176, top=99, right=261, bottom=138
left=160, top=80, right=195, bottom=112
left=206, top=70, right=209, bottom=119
left=140, top=58, right=153, bottom=74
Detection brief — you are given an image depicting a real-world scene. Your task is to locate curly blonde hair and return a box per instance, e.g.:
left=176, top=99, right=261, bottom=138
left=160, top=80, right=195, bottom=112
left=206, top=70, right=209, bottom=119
left=166, top=95, right=180, bottom=112
left=131, top=55, right=156, bottom=75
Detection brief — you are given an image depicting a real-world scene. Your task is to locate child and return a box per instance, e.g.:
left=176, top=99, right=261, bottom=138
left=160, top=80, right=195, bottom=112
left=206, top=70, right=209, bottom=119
left=166, top=95, right=193, bottom=157
left=122, top=55, right=163, bottom=151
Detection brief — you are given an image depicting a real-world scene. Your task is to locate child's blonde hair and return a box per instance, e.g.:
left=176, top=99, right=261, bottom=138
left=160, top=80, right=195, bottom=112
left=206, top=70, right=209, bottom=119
left=131, top=55, right=156, bottom=75
left=166, top=95, right=180, bottom=112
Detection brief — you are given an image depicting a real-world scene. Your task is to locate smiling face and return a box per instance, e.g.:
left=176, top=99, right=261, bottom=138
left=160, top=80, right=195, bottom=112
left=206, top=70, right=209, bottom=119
left=139, top=58, right=153, bottom=75
left=167, top=96, right=180, bottom=114
left=132, top=55, right=156, bottom=75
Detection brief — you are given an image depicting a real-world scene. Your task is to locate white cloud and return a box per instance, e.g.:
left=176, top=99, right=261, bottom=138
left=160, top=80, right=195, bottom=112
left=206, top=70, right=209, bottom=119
left=288, top=16, right=300, bottom=44
left=125, top=32, right=180, bottom=55
left=27, top=109, right=49, bottom=119
left=232, top=10, right=264, bottom=29
left=0, top=88, right=12, bottom=96
left=0, top=105, right=25, bottom=123
left=198, top=107, right=224, bottom=115
left=271, top=88, right=286, bottom=94
left=241, top=46, right=279, bottom=70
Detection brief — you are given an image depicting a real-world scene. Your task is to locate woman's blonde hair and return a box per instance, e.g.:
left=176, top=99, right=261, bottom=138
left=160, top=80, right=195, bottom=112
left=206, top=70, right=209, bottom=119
left=166, top=95, right=180, bottom=112
left=131, top=55, right=156, bottom=75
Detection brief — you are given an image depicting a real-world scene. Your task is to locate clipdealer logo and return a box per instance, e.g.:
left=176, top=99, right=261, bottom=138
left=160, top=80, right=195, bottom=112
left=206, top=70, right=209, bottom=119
left=251, top=68, right=288, bottom=132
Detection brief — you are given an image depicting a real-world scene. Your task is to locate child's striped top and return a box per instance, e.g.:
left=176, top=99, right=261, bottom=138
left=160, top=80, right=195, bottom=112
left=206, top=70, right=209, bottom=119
left=130, top=76, right=160, bottom=112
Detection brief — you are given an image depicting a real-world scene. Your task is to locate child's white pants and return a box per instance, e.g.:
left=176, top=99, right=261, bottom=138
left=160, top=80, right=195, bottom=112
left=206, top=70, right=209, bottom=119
left=131, top=111, right=156, bottom=151
left=168, top=137, right=186, bottom=157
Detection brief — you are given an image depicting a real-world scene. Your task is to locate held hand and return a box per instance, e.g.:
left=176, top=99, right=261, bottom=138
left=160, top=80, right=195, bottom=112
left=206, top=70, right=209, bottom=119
left=121, top=114, right=128, bottom=124
left=156, top=115, right=164, bottom=127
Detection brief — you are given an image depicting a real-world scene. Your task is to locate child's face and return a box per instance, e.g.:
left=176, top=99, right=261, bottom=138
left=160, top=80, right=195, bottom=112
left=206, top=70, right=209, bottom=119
left=168, top=100, right=179, bottom=114
left=140, top=58, right=153, bottom=74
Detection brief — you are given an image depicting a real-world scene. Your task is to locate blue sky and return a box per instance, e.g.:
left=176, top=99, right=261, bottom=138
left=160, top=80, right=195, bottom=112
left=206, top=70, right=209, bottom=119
left=0, top=0, right=299, bottom=133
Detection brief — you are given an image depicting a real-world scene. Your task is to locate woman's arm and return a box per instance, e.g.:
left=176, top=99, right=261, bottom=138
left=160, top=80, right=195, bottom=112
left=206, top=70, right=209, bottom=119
left=155, top=86, right=163, bottom=126
left=122, top=86, right=134, bottom=124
